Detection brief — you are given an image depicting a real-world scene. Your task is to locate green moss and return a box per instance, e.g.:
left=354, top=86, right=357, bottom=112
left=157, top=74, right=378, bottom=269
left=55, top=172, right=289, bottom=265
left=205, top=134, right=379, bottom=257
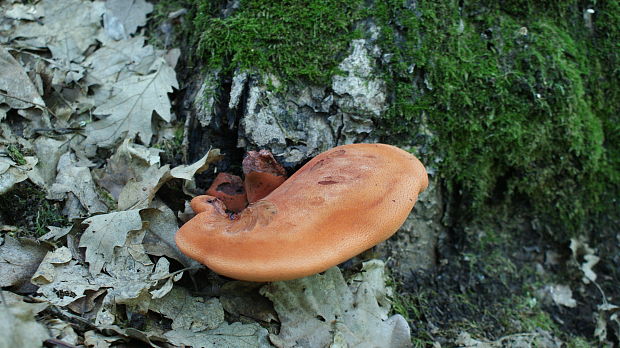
left=193, top=0, right=363, bottom=85
left=0, top=182, right=68, bottom=237
left=188, top=0, right=619, bottom=234
left=147, top=0, right=197, bottom=49
left=153, top=124, right=185, bottom=166
left=566, top=336, right=595, bottom=348
left=374, top=0, right=618, bottom=235
left=7, top=145, right=26, bottom=166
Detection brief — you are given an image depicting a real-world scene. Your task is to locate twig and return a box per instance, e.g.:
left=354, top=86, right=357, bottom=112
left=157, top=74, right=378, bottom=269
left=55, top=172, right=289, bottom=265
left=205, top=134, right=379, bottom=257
left=44, top=338, right=78, bottom=348
left=41, top=305, right=98, bottom=332
left=157, top=265, right=203, bottom=281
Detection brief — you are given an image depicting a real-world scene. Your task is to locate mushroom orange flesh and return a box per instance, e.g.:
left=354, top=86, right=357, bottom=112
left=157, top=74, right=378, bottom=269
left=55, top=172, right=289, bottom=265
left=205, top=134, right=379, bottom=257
left=205, top=172, right=248, bottom=213
left=175, top=143, right=428, bottom=282
left=242, top=149, right=288, bottom=203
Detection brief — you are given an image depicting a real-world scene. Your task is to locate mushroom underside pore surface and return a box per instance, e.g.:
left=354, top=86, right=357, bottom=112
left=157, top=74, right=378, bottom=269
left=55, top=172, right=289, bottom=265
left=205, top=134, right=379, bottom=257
left=175, top=143, right=429, bottom=282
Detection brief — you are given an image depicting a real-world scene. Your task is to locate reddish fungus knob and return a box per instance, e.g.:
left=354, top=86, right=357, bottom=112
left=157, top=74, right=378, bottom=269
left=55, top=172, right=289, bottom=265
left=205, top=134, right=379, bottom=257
left=242, top=149, right=287, bottom=203
left=175, top=143, right=429, bottom=282
left=205, top=172, right=248, bottom=213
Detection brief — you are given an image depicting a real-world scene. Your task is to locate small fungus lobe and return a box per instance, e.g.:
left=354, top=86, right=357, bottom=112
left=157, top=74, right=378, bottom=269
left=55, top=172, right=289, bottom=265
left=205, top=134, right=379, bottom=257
left=205, top=172, right=248, bottom=213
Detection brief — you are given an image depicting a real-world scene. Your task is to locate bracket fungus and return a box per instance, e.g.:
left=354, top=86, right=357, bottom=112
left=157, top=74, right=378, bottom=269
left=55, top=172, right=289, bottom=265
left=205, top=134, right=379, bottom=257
left=175, top=143, right=428, bottom=282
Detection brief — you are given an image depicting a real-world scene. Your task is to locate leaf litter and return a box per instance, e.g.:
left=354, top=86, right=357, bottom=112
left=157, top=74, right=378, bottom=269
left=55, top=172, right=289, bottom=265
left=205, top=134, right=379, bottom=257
left=0, top=0, right=418, bottom=347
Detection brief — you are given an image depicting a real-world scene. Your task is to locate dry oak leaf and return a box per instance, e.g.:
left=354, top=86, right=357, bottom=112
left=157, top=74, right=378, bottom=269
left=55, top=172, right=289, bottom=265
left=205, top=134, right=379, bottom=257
left=0, top=156, right=37, bottom=195
left=48, top=152, right=107, bottom=214
left=82, top=36, right=154, bottom=86
left=78, top=210, right=144, bottom=275
left=85, top=58, right=178, bottom=148
left=262, top=260, right=412, bottom=348
left=10, top=0, right=104, bottom=63
left=103, top=0, right=153, bottom=40
left=0, top=236, right=50, bottom=288
left=0, top=296, right=49, bottom=348
left=0, top=45, right=45, bottom=110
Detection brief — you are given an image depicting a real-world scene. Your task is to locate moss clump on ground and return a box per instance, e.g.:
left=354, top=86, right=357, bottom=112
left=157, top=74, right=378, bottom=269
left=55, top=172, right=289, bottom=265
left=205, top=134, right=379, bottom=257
left=0, top=182, right=68, bottom=237
left=374, top=0, right=619, bottom=235
left=193, top=0, right=363, bottom=85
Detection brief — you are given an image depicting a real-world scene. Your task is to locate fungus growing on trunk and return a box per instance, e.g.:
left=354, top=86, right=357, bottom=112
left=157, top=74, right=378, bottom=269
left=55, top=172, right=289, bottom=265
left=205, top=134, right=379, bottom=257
left=175, top=143, right=428, bottom=282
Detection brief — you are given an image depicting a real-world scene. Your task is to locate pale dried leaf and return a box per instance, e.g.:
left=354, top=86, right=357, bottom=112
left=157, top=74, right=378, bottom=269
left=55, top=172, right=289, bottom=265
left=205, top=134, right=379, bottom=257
left=96, top=249, right=153, bottom=311
left=548, top=284, right=577, bottom=308
left=31, top=246, right=73, bottom=284
left=164, top=322, right=271, bottom=348
left=149, top=287, right=224, bottom=332
left=456, top=330, right=562, bottom=348
left=149, top=257, right=182, bottom=299
left=595, top=310, right=608, bottom=343
left=455, top=332, right=495, bottom=348
left=164, top=48, right=181, bottom=69
left=0, top=298, right=49, bottom=348
left=170, top=148, right=222, bottom=180
left=569, top=238, right=600, bottom=284
left=39, top=226, right=72, bottom=242
left=83, top=37, right=154, bottom=86
left=581, top=254, right=600, bottom=284
left=0, top=236, right=50, bottom=287
left=33, top=259, right=102, bottom=306
left=117, top=165, right=171, bottom=210
left=142, top=204, right=199, bottom=267
left=0, top=46, right=45, bottom=109
left=595, top=302, right=620, bottom=343
left=220, top=281, right=278, bottom=323
left=150, top=255, right=171, bottom=280
left=118, top=148, right=220, bottom=210
left=0, top=291, right=28, bottom=305
left=104, top=0, right=153, bottom=40
left=84, top=330, right=124, bottom=348
left=49, top=152, right=107, bottom=214
left=0, top=156, right=37, bottom=195
left=32, top=136, right=70, bottom=187
left=79, top=210, right=143, bottom=275
left=5, top=3, right=44, bottom=20
left=10, top=0, right=104, bottom=63
left=47, top=318, right=79, bottom=345
left=95, top=139, right=161, bottom=201
left=261, top=260, right=412, bottom=348
left=149, top=273, right=177, bottom=299
left=92, top=240, right=179, bottom=319
left=85, top=58, right=178, bottom=148
left=119, top=139, right=163, bottom=166
left=84, top=246, right=168, bottom=325
left=0, top=105, right=8, bottom=122
left=97, top=324, right=168, bottom=347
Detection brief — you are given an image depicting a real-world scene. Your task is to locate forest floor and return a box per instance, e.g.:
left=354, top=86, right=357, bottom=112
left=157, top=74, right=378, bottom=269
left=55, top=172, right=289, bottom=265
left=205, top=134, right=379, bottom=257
left=0, top=1, right=618, bottom=347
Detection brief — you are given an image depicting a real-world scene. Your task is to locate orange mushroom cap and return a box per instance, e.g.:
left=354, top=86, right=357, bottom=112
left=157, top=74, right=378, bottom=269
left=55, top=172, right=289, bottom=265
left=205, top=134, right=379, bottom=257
left=175, top=143, right=428, bottom=282
left=205, top=172, right=248, bottom=213
left=242, top=149, right=287, bottom=203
